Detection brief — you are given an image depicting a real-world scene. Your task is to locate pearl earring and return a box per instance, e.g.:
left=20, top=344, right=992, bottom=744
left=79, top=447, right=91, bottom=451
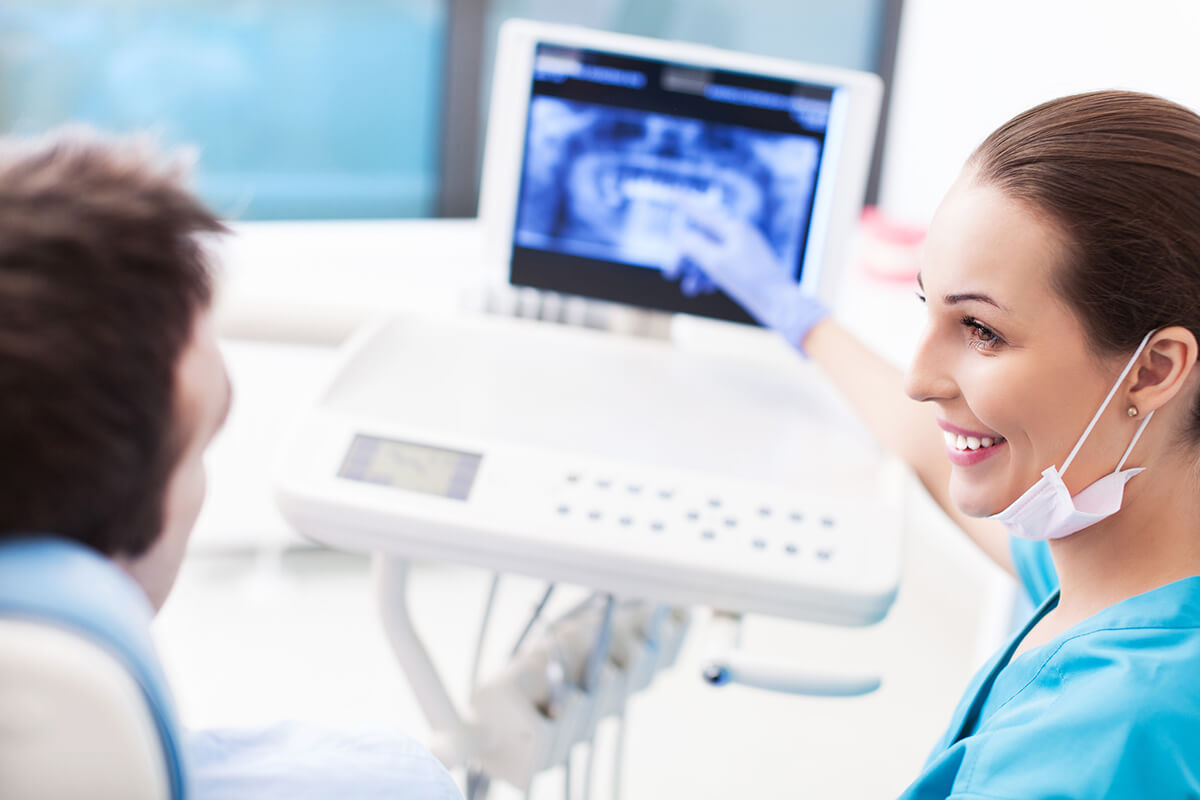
left=1128, top=406, right=1139, bottom=418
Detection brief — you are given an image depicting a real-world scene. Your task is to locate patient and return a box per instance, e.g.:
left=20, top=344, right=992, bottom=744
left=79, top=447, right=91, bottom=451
left=0, top=131, right=462, bottom=799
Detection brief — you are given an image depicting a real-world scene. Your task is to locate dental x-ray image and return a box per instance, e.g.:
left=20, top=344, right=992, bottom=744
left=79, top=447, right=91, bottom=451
left=514, top=96, right=821, bottom=278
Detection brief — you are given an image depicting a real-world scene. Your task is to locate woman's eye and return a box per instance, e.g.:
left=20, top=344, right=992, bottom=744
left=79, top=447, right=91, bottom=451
left=915, top=291, right=927, bottom=303
left=962, top=316, right=1003, bottom=350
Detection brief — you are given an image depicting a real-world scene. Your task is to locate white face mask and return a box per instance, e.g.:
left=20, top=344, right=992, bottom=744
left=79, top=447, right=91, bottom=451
left=988, top=330, right=1156, bottom=541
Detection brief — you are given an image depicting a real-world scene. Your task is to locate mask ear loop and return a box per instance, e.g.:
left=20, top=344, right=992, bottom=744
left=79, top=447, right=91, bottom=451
left=1115, top=410, right=1154, bottom=472
left=1061, top=329, right=1158, bottom=477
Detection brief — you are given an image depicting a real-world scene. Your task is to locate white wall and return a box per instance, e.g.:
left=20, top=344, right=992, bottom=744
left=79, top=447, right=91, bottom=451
left=878, top=0, right=1200, bottom=224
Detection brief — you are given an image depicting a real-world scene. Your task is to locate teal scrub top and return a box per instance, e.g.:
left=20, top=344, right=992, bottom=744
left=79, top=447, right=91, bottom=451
left=898, top=538, right=1200, bottom=799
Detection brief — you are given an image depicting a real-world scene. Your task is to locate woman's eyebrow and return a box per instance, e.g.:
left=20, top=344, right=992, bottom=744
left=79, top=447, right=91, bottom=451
left=915, top=274, right=1008, bottom=311
left=945, top=292, right=1008, bottom=311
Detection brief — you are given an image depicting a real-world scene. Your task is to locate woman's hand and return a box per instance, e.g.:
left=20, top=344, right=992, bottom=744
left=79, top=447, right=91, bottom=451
left=662, top=203, right=829, bottom=354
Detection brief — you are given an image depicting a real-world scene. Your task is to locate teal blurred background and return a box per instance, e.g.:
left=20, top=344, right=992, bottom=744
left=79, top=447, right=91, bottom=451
left=0, top=0, right=895, bottom=220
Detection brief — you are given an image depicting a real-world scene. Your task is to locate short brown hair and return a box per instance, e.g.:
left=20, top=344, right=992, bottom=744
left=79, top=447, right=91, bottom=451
left=968, top=90, right=1200, bottom=436
left=0, top=131, right=226, bottom=556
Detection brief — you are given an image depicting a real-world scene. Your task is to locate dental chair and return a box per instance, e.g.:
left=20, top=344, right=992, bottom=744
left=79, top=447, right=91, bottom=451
left=0, top=537, right=187, bottom=800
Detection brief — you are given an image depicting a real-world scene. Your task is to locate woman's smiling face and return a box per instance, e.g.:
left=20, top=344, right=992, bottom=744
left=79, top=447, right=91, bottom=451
left=906, top=173, right=1140, bottom=518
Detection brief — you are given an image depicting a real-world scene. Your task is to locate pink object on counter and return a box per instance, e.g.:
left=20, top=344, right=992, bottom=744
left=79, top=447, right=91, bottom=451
left=857, top=206, right=926, bottom=282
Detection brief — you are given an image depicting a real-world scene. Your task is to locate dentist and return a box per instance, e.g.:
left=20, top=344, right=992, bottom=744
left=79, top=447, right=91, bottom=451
left=669, top=90, right=1200, bottom=797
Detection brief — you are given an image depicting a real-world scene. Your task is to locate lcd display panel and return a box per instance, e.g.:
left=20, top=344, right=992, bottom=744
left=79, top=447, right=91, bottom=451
left=338, top=434, right=482, bottom=501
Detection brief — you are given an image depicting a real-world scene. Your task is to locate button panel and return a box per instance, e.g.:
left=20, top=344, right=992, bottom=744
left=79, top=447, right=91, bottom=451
left=547, top=468, right=848, bottom=565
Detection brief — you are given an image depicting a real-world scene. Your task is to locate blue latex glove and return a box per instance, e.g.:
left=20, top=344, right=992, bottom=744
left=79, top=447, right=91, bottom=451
left=663, top=204, right=830, bottom=355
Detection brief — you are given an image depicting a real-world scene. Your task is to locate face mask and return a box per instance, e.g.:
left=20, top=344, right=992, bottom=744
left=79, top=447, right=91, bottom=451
left=988, top=330, right=1156, bottom=541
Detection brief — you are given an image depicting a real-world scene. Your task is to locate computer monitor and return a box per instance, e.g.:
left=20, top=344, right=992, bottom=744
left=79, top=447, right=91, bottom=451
left=478, top=20, right=883, bottom=324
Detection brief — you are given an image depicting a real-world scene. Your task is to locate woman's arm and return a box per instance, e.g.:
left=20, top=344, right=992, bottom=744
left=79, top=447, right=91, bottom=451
left=663, top=213, right=1013, bottom=572
left=803, top=318, right=1015, bottom=575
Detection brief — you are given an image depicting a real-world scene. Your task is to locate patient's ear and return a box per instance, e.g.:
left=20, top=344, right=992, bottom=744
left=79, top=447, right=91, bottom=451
left=1128, top=326, right=1199, bottom=413
left=115, top=312, right=230, bottom=613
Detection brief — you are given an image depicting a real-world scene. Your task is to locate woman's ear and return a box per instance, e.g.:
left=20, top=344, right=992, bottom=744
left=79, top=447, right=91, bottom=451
left=1129, top=326, right=1200, bottom=413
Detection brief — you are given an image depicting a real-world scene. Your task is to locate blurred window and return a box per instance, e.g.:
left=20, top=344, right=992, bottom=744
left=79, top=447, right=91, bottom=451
left=0, top=1, right=445, bottom=219
left=0, top=0, right=897, bottom=220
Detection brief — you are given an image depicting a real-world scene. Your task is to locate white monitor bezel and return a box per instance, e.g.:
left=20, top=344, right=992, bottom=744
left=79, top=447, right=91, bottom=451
left=477, top=19, right=883, bottom=312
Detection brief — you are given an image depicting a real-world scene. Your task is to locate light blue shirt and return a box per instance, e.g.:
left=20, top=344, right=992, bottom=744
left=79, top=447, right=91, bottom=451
left=187, top=722, right=463, bottom=799
left=899, top=538, right=1200, bottom=799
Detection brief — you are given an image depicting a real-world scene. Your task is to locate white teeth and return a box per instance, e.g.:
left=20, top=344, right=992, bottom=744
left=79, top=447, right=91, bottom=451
left=945, top=431, right=1003, bottom=451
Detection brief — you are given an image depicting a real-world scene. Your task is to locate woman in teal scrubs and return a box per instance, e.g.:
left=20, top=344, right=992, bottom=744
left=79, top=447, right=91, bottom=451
left=672, top=90, right=1200, bottom=797
left=902, top=534, right=1200, bottom=798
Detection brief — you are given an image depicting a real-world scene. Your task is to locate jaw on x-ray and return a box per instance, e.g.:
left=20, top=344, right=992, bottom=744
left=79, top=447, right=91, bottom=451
left=515, top=96, right=820, bottom=279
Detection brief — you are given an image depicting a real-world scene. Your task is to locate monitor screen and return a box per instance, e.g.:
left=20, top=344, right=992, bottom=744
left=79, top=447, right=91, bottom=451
left=509, top=43, right=839, bottom=323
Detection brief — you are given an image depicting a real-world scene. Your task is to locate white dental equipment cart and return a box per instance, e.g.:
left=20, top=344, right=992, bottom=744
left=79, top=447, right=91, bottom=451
left=274, top=310, right=905, bottom=788
left=276, top=311, right=902, bottom=625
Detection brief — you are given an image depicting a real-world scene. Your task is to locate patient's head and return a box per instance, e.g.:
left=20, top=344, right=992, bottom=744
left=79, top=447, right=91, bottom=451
left=0, top=130, right=230, bottom=610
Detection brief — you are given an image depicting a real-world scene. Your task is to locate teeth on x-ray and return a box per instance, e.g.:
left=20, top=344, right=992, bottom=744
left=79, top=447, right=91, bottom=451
left=514, top=97, right=820, bottom=271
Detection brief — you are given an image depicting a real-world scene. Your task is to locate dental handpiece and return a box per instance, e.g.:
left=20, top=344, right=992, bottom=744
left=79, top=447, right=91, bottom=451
left=702, top=653, right=881, bottom=697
